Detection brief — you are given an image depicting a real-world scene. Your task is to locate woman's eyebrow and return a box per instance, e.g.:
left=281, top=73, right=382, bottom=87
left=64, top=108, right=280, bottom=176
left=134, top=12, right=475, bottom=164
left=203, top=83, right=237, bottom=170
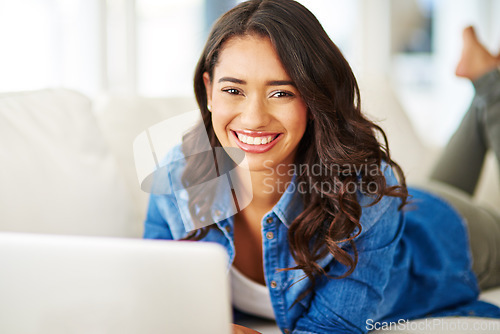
left=266, top=80, right=295, bottom=87
left=217, top=77, right=295, bottom=87
left=218, top=77, right=245, bottom=84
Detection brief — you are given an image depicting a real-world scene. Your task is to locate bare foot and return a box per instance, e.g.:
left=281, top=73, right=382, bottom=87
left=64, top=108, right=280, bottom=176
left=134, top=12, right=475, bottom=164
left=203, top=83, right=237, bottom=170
left=455, top=26, right=499, bottom=81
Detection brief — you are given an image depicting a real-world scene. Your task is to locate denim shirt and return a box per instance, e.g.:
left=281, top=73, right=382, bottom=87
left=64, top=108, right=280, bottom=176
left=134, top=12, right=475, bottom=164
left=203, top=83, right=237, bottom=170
left=144, top=145, right=500, bottom=334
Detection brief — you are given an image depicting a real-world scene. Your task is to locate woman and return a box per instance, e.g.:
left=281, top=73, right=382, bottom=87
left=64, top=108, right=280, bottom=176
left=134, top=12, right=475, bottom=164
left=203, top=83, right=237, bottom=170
left=144, top=1, right=500, bottom=333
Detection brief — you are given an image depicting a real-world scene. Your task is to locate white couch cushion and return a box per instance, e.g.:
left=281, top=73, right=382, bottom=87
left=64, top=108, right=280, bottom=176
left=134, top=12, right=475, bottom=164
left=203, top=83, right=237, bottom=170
left=0, top=89, right=137, bottom=237
left=95, top=95, right=199, bottom=224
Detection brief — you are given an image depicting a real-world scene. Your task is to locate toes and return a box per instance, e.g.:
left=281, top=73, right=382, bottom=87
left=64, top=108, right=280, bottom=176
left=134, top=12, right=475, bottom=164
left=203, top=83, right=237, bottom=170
left=463, top=26, right=479, bottom=45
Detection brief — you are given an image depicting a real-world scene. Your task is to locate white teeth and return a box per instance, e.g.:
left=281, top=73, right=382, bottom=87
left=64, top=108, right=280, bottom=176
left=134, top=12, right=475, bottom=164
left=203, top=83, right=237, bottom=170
left=236, top=133, right=277, bottom=145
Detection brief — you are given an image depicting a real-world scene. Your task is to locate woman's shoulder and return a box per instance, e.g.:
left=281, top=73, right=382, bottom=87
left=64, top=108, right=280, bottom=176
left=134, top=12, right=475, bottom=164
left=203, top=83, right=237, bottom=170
left=356, top=161, right=403, bottom=234
left=144, top=143, right=193, bottom=239
left=145, top=143, right=187, bottom=197
left=160, top=143, right=187, bottom=182
left=159, top=143, right=185, bottom=166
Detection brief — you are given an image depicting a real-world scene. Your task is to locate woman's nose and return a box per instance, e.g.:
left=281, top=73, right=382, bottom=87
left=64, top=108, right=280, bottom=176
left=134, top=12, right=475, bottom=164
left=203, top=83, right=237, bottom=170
left=238, top=97, right=271, bottom=129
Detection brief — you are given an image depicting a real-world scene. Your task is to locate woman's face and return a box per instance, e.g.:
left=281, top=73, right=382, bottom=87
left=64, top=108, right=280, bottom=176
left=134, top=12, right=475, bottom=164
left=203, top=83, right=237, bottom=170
left=203, top=34, right=308, bottom=173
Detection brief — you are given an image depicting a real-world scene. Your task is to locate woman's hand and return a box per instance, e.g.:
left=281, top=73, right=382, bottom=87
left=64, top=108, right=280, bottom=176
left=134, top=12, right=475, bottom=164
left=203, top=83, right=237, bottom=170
left=232, top=324, right=262, bottom=334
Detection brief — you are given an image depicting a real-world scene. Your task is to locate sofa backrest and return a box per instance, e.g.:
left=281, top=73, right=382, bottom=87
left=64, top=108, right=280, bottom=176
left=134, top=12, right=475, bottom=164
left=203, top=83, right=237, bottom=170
left=0, top=89, right=138, bottom=237
left=95, top=95, right=199, bottom=224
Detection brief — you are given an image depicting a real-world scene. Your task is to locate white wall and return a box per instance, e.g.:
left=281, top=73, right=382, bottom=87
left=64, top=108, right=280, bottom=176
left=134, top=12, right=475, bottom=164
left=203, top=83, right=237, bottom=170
left=389, top=0, right=497, bottom=146
left=0, top=0, right=104, bottom=97
left=0, top=0, right=497, bottom=122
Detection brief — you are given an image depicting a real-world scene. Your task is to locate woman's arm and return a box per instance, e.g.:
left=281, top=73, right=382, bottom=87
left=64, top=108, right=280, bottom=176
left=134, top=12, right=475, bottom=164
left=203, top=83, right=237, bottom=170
left=143, top=193, right=176, bottom=239
left=143, top=145, right=188, bottom=240
left=232, top=324, right=262, bottom=334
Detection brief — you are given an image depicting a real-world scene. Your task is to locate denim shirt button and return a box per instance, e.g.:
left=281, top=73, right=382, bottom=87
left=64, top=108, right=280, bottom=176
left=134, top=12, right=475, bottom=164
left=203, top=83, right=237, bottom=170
left=225, top=225, right=231, bottom=233
left=266, top=217, right=273, bottom=224
left=283, top=329, right=290, bottom=334
left=270, top=280, right=277, bottom=288
left=266, top=231, right=274, bottom=240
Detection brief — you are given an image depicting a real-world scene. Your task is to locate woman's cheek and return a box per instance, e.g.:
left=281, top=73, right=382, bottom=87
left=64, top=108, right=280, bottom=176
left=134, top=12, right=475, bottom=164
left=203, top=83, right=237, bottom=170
left=213, top=101, right=239, bottom=126
left=211, top=112, right=232, bottom=145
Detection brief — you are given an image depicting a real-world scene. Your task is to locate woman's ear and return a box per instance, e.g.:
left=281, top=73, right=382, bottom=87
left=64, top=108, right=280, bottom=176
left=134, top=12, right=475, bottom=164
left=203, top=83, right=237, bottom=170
left=203, top=72, right=213, bottom=111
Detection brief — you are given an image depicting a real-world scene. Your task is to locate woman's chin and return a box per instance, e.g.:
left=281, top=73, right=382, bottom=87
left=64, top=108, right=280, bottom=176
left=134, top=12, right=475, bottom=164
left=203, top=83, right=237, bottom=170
left=241, top=156, right=278, bottom=173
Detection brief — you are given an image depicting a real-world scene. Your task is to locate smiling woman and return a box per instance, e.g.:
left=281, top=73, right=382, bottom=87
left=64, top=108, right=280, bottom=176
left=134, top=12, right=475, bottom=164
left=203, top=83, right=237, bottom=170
left=143, top=1, right=500, bottom=333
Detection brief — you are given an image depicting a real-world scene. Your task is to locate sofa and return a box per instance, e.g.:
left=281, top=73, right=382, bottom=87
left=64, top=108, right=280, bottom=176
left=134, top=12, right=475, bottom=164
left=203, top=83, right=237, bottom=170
left=1, top=83, right=499, bottom=333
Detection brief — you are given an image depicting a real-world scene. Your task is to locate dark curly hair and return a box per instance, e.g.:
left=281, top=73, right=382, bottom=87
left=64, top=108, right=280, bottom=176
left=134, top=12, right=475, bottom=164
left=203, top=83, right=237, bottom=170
left=181, top=0, right=408, bottom=304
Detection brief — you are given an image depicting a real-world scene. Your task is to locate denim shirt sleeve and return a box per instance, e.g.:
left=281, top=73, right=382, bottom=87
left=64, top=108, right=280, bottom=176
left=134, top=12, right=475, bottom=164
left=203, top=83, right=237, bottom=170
left=143, top=193, right=174, bottom=240
left=292, top=194, right=405, bottom=334
left=143, top=144, right=187, bottom=240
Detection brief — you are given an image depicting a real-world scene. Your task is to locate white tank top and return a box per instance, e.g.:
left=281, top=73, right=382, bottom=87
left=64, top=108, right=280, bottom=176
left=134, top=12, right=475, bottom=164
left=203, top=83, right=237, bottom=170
left=230, top=266, right=276, bottom=320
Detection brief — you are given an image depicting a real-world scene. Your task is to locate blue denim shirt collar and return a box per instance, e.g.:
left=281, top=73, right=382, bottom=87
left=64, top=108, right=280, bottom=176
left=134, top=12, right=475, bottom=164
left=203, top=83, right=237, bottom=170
left=210, top=172, right=304, bottom=231
left=271, top=174, right=304, bottom=229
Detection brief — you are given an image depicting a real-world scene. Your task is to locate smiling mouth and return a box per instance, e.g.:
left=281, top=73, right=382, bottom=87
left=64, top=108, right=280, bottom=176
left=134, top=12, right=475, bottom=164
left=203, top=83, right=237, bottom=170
left=232, top=131, right=281, bottom=145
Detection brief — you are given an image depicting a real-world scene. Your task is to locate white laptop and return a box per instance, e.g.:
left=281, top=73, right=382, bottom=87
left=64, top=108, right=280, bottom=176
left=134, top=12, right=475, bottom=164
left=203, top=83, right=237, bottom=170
left=0, top=232, right=232, bottom=334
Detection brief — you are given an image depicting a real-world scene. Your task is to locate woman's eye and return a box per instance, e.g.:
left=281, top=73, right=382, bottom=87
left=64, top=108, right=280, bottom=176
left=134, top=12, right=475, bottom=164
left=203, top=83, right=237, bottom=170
left=272, top=91, right=293, bottom=98
left=223, top=88, right=241, bottom=95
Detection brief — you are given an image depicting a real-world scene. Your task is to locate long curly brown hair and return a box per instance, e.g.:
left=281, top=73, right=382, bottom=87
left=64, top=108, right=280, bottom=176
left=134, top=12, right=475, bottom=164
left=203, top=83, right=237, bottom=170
left=181, top=0, right=408, bottom=303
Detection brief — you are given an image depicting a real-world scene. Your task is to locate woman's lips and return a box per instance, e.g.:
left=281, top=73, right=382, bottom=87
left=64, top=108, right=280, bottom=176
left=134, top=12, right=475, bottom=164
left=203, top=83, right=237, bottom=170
left=231, top=130, right=282, bottom=153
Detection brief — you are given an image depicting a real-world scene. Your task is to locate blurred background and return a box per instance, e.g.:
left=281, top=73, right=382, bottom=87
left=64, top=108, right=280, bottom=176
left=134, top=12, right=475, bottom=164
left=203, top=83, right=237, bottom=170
left=0, top=0, right=499, bottom=146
